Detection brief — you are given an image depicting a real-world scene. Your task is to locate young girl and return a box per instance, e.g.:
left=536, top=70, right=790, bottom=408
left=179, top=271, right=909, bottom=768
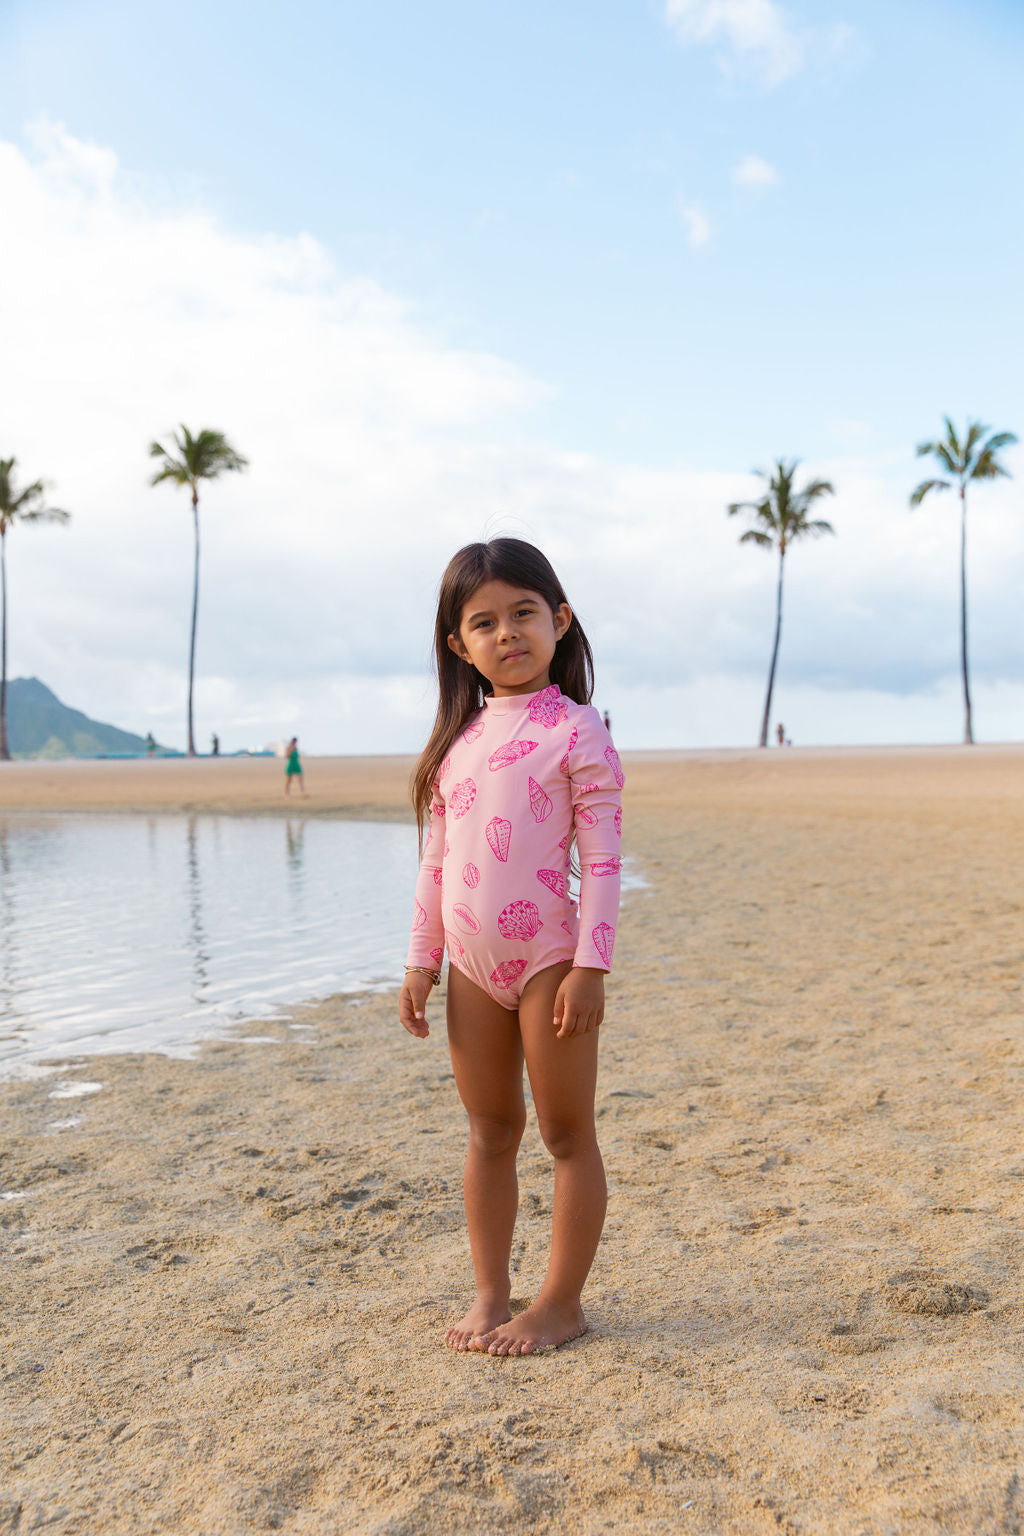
left=399, top=538, right=624, bottom=1357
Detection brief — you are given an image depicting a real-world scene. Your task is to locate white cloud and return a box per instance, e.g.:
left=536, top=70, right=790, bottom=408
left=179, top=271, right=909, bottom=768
left=1, top=124, right=1021, bottom=754
left=732, top=153, right=779, bottom=188
left=664, top=0, right=852, bottom=88
left=679, top=200, right=712, bottom=247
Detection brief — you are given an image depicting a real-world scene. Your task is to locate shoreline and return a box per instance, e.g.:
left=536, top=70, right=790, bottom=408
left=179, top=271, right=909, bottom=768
left=2, top=749, right=1022, bottom=1533
left=3, top=741, right=1023, bottom=820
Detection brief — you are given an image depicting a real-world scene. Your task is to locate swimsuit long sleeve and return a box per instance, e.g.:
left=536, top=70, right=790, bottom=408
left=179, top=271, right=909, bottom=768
left=406, top=778, right=447, bottom=974
left=568, top=708, right=625, bottom=972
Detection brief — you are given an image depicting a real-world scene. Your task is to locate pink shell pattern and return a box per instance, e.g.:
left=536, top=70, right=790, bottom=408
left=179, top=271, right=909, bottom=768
left=528, top=777, right=553, bottom=823
left=448, top=778, right=477, bottom=819
left=486, top=816, right=512, bottom=862
left=439, top=755, right=451, bottom=780
left=604, top=745, right=624, bottom=788
left=575, top=806, right=598, bottom=830
left=577, top=781, right=599, bottom=794
left=452, top=903, right=481, bottom=936
left=589, top=858, right=621, bottom=877
left=614, top=806, right=622, bottom=838
left=431, top=800, right=445, bottom=818
left=497, top=900, right=543, bottom=942
left=446, top=932, right=466, bottom=962
left=528, top=686, right=568, bottom=729
left=491, top=959, right=527, bottom=992
left=592, top=922, right=615, bottom=968
left=462, top=718, right=484, bottom=743
left=536, top=868, right=567, bottom=899
left=429, top=946, right=444, bottom=966
left=558, top=727, right=578, bottom=777
left=462, top=862, right=480, bottom=889
left=412, top=900, right=427, bottom=931
left=558, top=834, right=569, bottom=851
left=432, top=868, right=443, bottom=887
left=488, top=739, right=539, bottom=771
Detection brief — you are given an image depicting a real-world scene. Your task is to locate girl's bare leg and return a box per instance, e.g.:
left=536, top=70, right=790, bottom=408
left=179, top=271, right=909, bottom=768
left=480, top=961, right=605, bottom=1356
left=444, top=965, right=527, bottom=1351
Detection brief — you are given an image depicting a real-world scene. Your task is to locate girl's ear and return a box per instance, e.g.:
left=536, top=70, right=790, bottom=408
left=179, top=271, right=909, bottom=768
left=553, top=603, right=573, bottom=641
left=447, top=631, right=468, bottom=661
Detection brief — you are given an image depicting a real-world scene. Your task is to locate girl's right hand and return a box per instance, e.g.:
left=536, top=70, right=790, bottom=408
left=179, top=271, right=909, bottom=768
left=399, top=972, right=434, bottom=1038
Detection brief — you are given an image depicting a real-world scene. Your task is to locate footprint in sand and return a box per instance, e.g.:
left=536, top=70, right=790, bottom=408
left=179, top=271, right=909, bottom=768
left=886, top=1267, right=990, bottom=1316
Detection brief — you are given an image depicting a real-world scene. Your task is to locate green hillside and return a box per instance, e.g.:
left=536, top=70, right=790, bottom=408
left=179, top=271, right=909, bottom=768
left=4, top=677, right=174, bottom=759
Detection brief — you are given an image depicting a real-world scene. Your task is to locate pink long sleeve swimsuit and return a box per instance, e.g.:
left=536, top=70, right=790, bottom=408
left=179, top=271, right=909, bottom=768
left=406, top=683, right=625, bottom=1009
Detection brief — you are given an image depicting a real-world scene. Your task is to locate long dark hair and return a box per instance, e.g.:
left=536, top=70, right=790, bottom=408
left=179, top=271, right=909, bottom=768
left=412, top=538, right=595, bottom=838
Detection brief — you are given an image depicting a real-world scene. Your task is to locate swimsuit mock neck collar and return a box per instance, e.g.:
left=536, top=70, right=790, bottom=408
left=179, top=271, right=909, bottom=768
left=483, top=683, right=561, bottom=717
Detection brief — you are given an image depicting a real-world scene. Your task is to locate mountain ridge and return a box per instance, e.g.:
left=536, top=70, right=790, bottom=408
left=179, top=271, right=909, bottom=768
left=3, top=677, right=172, bottom=759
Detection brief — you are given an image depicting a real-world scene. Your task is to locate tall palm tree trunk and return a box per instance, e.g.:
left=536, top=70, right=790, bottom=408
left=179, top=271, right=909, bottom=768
left=759, top=547, right=785, bottom=748
left=187, top=490, right=200, bottom=757
left=959, top=486, right=973, bottom=745
left=0, top=532, right=9, bottom=761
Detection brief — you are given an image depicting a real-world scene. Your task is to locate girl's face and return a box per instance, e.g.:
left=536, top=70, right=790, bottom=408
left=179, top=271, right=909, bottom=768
left=448, top=579, right=572, bottom=697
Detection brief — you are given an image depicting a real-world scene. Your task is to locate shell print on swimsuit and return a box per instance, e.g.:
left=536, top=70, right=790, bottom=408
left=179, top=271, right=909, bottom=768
left=406, top=684, right=624, bottom=1009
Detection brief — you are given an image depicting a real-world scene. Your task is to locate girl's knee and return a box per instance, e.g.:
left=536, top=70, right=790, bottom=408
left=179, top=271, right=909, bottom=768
left=536, top=1118, right=596, bottom=1161
left=468, top=1112, right=525, bottom=1158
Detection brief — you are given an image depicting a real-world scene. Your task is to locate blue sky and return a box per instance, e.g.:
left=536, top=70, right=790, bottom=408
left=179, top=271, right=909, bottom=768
left=0, top=0, right=1022, bottom=750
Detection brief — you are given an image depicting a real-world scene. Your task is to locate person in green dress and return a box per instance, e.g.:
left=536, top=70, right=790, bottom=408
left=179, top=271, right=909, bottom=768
left=284, top=736, right=306, bottom=796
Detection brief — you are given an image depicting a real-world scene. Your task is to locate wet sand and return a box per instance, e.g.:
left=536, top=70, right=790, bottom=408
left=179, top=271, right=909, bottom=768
left=2, top=748, right=1022, bottom=1534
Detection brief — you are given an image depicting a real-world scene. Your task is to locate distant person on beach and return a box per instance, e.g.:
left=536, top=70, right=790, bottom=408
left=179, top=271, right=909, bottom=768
left=284, top=736, right=306, bottom=796
left=400, top=538, right=623, bottom=1358
left=145, top=732, right=156, bottom=758
left=602, top=709, right=612, bottom=733
left=211, top=733, right=220, bottom=756
left=777, top=722, right=785, bottom=747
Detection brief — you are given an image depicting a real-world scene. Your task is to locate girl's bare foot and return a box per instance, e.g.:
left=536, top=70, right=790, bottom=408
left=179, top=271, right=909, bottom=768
left=444, top=1295, right=512, bottom=1352
left=478, top=1298, right=586, bottom=1357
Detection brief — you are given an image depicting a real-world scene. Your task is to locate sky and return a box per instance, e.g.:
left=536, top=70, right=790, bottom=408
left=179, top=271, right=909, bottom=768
left=0, top=0, right=1022, bottom=753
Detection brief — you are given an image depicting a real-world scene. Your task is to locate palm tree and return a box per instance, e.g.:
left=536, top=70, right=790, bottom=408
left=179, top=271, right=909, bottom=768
left=149, top=426, right=248, bottom=757
left=910, top=418, right=1016, bottom=745
left=0, top=458, right=70, bottom=762
left=728, top=459, right=835, bottom=748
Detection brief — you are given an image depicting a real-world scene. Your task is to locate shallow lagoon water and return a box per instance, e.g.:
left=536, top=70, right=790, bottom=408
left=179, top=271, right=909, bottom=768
left=0, top=813, right=645, bottom=1074
left=0, top=813, right=418, bottom=1072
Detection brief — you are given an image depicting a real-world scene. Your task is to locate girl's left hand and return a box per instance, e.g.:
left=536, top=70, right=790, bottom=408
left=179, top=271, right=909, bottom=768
left=553, top=967, right=605, bottom=1039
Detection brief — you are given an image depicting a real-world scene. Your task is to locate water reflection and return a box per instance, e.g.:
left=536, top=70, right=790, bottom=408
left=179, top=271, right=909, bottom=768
left=0, top=813, right=418, bottom=1070
left=185, top=815, right=210, bottom=1004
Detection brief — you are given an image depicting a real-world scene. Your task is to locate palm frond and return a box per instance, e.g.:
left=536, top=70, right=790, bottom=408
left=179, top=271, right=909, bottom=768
left=970, top=450, right=1010, bottom=482
left=909, top=478, right=949, bottom=507
left=962, top=420, right=989, bottom=463
left=984, top=431, right=1018, bottom=453
left=20, top=508, right=70, bottom=524
left=799, top=478, right=835, bottom=502
left=0, top=455, right=69, bottom=527
left=148, top=426, right=248, bottom=492
left=727, top=459, right=835, bottom=551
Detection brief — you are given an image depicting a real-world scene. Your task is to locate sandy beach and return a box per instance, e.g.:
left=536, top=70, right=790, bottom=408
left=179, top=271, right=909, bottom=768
left=1, top=747, right=1022, bottom=1534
